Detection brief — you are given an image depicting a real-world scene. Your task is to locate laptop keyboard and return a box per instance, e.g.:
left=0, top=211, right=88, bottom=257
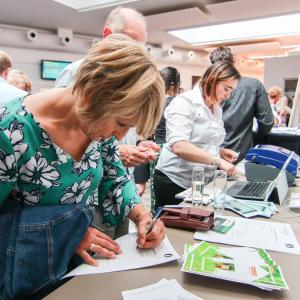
left=237, top=182, right=270, bottom=198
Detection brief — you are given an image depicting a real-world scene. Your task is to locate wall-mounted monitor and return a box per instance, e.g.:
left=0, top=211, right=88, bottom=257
left=41, top=59, right=71, bottom=80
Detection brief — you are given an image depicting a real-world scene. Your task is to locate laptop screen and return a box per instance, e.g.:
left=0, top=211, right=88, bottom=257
left=264, top=151, right=294, bottom=203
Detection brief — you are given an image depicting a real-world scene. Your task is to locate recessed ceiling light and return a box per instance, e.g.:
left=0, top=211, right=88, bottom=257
left=168, top=13, right=300, bottom=46
left=53, top=0, right=140, bottom=13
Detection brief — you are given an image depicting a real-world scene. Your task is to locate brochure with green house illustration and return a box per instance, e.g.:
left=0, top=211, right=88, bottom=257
left=182, top=241, right=288, bottom=291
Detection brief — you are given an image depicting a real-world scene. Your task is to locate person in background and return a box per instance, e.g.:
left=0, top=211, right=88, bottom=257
left=149, top=67, right=181, bottom=211
left=7, top=69, right=32, bottom=93
left=209, top=46, right=273, bottom=161
left=268, top=86, right=291, bottom=126
left=0, top=34, right=166, bottom=299
left=154, top=67, right=181, bottom=145
left=153, top=61, right=240, bottom=209
left=55, top=7, right=159, bottom=173
left=0, top=50, right=27, bottom=105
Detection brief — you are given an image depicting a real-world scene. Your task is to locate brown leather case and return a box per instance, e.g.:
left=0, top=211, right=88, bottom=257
left=160, top=207, right=214, bottom=231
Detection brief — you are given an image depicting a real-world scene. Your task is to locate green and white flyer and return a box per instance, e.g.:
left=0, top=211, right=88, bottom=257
left=182, top=241, right=288, bottom=291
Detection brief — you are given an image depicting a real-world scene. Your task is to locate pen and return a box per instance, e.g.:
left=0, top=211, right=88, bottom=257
left=146, top=207, right=163, bottom=235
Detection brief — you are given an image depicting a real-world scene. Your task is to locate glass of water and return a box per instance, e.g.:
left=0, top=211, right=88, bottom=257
left=192, top=166, right=205, bottom=206
left=213, top=170, right=227, bottom=215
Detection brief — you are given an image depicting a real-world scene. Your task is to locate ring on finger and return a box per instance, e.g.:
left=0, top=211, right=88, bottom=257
left=90, top=243, right=96, bottom=253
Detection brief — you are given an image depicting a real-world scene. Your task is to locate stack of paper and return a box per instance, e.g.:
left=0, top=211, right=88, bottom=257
left=122, top=279, right=203, bottom=300
left=225, top=197, right=278, bottom=218
left=182, top=241, right=289, bottom=291
left=194, top=216, right=300, bottom=255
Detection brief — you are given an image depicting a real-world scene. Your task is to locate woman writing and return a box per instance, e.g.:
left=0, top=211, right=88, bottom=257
left=153, top=61, right=240, bottom=208
left=0, top=34, right=166, bottom=299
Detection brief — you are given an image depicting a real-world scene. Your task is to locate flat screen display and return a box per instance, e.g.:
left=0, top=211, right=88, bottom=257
left=41, top=59, right=71, bottom=80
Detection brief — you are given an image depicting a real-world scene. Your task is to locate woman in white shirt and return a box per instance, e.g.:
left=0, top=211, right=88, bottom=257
left=153, top=61, right=240, bottom=208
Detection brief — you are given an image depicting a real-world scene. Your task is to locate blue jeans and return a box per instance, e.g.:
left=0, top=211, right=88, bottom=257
left=0, top=199, right=94, bottom=300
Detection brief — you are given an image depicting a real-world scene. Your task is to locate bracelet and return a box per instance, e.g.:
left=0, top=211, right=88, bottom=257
left=133, top=210, right=152, bottom=225
left=212, top=155, right=221, bottom=167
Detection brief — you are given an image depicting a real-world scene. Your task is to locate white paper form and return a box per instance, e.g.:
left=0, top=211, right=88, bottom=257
left=65, top=233, right=180, bottom=277
left=194, top=216, right=300, bottom=255
left=122, top=279, right=203, bottom=300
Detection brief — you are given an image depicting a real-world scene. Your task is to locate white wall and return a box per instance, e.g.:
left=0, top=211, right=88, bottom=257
left=155, top=60, right=209, bottom=91
left=0, top=24, right=99, bottom=90
left=264, top=55, right=300, bottom=91
left=0, top=24, right=266, bottom=92
left=0, top=46, right=84, bottom=90
left=0, top=25, right=210, bottom=91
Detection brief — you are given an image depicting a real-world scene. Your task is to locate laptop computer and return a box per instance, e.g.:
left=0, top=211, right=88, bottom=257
left=227, top=152, right=293, bottom=204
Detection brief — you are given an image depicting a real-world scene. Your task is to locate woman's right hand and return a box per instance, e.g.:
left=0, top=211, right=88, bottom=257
left=219, top=159, right=235, bottom=177
left=75, top=227, right=121, bottom=267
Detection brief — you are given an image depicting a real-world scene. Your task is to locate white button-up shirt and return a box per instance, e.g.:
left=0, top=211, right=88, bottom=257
left=156, top=85, right=226, bottom=188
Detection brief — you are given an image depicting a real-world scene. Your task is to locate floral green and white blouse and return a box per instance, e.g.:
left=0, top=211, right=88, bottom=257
left=0, top=98, right=140, bottom=225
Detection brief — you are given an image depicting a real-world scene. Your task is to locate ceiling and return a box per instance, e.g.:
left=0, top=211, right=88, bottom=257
left=1, top=0, right=300, bottom=60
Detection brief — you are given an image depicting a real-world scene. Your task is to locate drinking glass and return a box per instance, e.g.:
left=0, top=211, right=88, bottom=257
left=213, top=170, right=227, bottom=215
left=204, top=165, right=217, bottom=185
left=192, top=166, right=205, bottom=206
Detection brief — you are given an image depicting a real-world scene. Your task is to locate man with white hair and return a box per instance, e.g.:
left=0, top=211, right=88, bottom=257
left=56, top=7, right=158, bottom=171
left=56, top=7, right=147, bottom=87
left=0, top=50, right=27, bottom=105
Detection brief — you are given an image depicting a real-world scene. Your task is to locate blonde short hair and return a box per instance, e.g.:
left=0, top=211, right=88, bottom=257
left=268, top=86, right=282, bottom=99
left=7, top=69, right=32, bottom=92
left=201, top=61, right=240, bottom=104
left=73, top=34, right=164, bottom=137
left=0, top=50, right=12, bottom=75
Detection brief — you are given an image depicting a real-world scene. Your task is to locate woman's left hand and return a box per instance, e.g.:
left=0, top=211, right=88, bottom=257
left=220, top=148, right=239, bottom=163
left=76, top=227, right=122, bottom=267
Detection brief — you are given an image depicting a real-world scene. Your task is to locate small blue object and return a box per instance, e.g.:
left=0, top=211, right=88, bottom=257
left=245, top=144, right=299, bottom=176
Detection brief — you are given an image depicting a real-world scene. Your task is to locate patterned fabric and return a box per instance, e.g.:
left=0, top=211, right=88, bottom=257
left=0, top=98, right=140, bottom=226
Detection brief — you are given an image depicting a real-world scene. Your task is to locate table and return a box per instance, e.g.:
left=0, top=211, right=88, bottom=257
left=45, top=198, right=300, bottom=300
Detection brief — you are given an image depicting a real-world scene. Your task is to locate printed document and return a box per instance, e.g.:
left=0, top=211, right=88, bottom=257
left=65, top=233, right=180, bottom=277
left=122, top=279, right=203, bottom=300
left=194, top=216, right=300, bottom=255
left=182, top=241, right=288, bottom=290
